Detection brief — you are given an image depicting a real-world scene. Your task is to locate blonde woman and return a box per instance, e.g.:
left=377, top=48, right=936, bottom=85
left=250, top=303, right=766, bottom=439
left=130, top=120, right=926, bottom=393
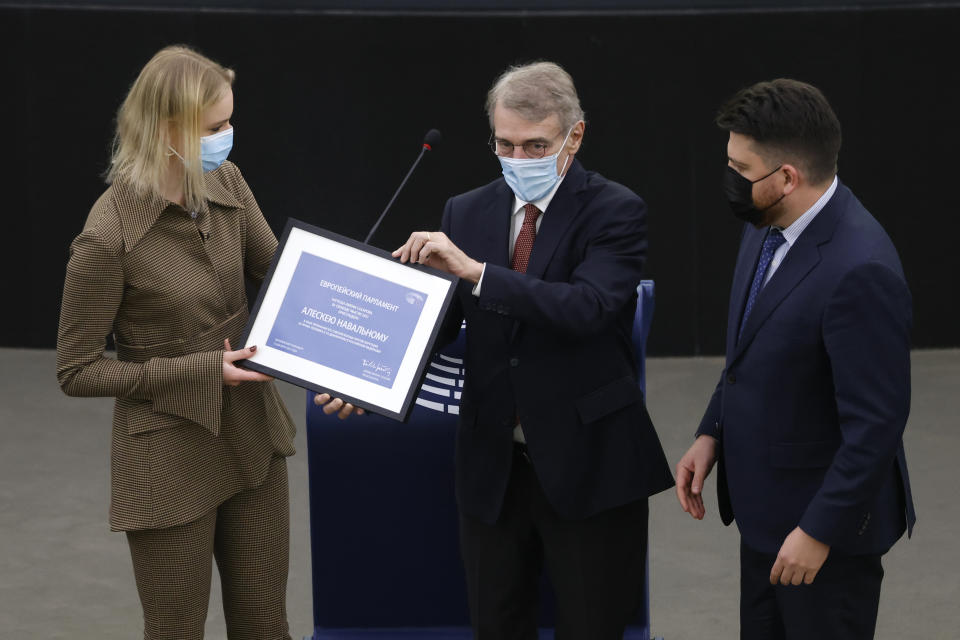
left=56, top=45, right=354, bottom=639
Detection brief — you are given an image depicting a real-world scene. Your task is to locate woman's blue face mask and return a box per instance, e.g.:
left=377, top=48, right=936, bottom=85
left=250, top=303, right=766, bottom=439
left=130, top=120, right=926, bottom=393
left=167, top=126, right=234, bottom=174
left=199, top=127, right=233, bottom=173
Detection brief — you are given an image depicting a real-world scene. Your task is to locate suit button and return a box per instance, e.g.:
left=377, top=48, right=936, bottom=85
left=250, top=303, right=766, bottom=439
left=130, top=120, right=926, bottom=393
left=509, top=357, right=520, bottom=367
left=727, top=373, right=736, bottom=384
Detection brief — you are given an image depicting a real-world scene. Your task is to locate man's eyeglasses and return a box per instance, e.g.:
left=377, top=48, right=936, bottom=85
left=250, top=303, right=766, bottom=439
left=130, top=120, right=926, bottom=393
left=488, top=133, right=558, bottom=159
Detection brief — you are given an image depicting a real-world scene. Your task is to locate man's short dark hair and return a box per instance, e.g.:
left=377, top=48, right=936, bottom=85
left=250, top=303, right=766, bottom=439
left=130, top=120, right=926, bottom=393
left=716, top=79, right=841, bottom=185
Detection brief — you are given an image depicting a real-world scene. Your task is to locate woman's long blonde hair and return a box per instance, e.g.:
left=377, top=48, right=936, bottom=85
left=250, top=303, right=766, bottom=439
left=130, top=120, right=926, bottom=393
left=107, top=45, right=234, bottom=213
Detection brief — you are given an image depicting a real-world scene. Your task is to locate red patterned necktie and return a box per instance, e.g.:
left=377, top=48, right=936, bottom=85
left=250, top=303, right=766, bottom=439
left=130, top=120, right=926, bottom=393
left=511, top=204, right=541, bottom=273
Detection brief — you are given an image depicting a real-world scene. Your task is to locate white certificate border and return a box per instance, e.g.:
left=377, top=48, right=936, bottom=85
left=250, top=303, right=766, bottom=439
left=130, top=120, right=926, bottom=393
left=241, top=220, right=457, bottom=420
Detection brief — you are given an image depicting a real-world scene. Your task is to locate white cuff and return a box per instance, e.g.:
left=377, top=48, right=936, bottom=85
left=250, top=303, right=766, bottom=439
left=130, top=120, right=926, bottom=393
left=471, top=263, right=487, bottom=297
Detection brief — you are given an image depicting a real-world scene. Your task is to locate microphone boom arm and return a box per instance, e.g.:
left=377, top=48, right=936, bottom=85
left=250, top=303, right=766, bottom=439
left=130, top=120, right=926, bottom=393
left=364, top=146, right=428, bottom=245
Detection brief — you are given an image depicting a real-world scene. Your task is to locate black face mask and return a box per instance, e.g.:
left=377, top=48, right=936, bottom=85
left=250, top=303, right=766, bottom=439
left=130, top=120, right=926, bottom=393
left=722, top=164, right=784, bottom=225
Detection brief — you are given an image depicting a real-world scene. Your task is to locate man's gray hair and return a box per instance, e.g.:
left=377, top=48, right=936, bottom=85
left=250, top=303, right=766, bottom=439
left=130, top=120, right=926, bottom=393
left=486, top=61, right=585, bottom=131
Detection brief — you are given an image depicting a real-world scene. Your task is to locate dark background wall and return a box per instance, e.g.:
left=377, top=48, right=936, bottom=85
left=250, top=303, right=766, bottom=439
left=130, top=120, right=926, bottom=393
left=1, top=2, right=957, bottom=355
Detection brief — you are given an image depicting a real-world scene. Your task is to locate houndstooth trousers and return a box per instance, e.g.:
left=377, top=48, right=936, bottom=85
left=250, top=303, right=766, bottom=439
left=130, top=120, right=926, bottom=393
left=126, top=455, right=292, bottom=640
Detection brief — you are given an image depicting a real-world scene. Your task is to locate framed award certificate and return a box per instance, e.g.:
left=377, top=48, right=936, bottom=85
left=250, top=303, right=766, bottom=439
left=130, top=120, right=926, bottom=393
left=240, top=218, right=458, bottom=422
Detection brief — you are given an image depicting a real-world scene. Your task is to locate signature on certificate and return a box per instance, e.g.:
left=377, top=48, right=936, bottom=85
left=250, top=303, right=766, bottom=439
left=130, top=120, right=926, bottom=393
left=362, top=359, right=393, bottom=377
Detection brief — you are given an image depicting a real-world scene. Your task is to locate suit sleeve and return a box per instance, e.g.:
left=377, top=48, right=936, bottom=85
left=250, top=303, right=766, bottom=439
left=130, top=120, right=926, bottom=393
left=696, top=223, right=750, bottom=441
left=797, top=261, right=912, bottom=546
left=696, top=377, right=724, bottom=440
left=56, top=226, right=224, bottom=436
left=436, top=198, right=465, bottom=347
left=475, top=192, right=646, bottom=336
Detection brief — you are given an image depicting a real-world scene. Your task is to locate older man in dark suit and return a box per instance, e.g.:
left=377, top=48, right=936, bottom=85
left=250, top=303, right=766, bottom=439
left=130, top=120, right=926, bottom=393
left=676, top=79, right=916, bottom=639
left=394, top=61, right=674, bottom=639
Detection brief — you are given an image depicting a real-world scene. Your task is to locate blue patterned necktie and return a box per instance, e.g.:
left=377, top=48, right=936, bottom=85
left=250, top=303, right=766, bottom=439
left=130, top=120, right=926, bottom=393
left=738, top=228, right=786, bottom=343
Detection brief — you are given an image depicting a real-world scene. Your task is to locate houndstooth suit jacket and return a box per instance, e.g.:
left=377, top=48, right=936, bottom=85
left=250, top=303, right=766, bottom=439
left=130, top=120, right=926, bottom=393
left=57, top=161, right=296, bottom=532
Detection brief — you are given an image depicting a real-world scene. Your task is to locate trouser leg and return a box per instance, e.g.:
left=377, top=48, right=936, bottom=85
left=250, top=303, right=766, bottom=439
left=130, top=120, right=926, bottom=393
left=778, top=549, right=883, bottom=640
left=127, top=509, right=217, bottom=640
left=536, top=478, right=648, bottom=639
left=739, top=540, right=786, bottom=640
left=740, top=538, right=884, bottom=640
left=215, top=455, right=292, bottom=640
left=459, top=448, right=541, bottom=640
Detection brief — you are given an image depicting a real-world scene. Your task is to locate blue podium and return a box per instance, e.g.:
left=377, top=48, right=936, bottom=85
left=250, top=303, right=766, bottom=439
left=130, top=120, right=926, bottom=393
left=305, top=282, right=660, bottom=640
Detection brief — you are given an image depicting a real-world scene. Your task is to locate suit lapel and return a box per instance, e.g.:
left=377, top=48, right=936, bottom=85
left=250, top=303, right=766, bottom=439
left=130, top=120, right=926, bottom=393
left=732, top=239, right=821, bottom=357
left=726, top=225, right=765, bottom=356
left=731, top=183, right=849, bottom=360
left=505, top=161, right=587, bottom=343
left=524, top=160, right=587, bottom=280
left=482, top=181, right=513, bottom=268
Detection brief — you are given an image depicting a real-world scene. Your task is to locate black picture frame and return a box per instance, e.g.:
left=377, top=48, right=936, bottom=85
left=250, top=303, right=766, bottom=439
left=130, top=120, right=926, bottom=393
left=239, top=218, right=458, bottom=422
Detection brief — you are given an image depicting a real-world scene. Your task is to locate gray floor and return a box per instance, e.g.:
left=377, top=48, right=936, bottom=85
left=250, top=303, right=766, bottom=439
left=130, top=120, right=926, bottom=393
left=1, top=348, right=957, bottom=639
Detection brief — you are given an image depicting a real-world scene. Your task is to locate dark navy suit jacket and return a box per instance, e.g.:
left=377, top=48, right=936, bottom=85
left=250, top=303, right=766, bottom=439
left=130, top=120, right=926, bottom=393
left=697, top=181, right=916, bottom=555
left=439, top=160, right=674, bottom=524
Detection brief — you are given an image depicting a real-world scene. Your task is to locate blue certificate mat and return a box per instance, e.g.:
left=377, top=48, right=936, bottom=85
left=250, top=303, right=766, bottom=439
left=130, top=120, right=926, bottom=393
left=267, top=252, right=427, bottom=389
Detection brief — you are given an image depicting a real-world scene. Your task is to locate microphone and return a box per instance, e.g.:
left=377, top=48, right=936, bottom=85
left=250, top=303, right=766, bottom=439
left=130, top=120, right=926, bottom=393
left=364, top=129, right=441, bottom=245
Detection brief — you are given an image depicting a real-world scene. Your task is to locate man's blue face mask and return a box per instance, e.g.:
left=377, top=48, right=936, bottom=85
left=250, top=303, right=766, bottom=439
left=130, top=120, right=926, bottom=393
left=497, top=127, right=573, bottom=202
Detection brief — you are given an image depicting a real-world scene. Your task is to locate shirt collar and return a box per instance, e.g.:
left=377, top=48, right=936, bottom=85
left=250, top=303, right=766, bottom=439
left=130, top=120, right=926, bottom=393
left=114, top=167, right=243, bottom=252
left=512, top=174, right=566, bottom=217
left=205, top=168, right=243, bottom=209
left=777, top=175, right=838, bottom=247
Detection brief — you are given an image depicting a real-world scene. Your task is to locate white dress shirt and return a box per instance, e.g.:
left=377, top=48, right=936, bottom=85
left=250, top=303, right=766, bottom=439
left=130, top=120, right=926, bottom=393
left=764, top=176, right=838, bottom=286
left=472, top=175, right=566, bottom=296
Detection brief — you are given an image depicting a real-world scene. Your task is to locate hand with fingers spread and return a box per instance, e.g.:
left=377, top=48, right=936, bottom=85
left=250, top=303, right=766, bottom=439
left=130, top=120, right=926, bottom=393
left=222, top=338, right=273, bottom=386
left=770, top=527, right=830, bottom=586
left=392, top=230, right=484, bottom=283
left=313, top=393, right=365, bottom=420
left=676, top=434, right=718, bottom=520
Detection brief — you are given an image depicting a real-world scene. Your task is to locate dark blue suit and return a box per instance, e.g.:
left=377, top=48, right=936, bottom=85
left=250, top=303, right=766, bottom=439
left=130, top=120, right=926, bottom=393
left=698, top=180, right=916, bottom=637
left=439, top=159, right=673, bottom=636
left=440, top=160, right=674, bottom=524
